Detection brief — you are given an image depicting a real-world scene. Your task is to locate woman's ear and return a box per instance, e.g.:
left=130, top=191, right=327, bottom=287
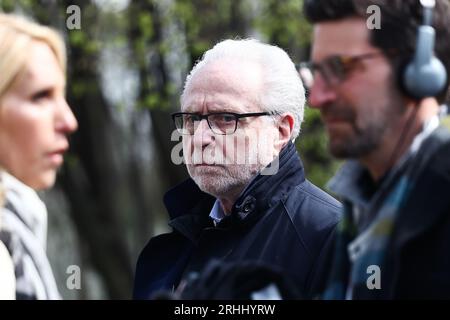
left=274, top=113, right=295, bottom=152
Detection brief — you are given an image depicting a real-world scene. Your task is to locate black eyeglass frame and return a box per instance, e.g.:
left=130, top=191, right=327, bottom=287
left=171, top=111, right=274, bottom=135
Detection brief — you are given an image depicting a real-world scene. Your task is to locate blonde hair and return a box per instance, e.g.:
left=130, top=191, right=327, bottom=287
left=0, top=13, right=66, bottom=100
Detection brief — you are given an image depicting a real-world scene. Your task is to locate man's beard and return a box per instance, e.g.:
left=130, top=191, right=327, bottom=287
left=185, top=132, right=276, bottom=199
left=324, top=96, right=405, bottom=159
left=326, top=106, right=386, bottom=158
left=187, top=162, right=262, bottom=199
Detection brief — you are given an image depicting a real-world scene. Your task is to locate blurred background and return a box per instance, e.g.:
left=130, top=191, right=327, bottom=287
left=0, top=0, right=448, bottom=299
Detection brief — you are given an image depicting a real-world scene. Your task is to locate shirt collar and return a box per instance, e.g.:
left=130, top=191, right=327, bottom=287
left=209, top=199, right=226, bottom=226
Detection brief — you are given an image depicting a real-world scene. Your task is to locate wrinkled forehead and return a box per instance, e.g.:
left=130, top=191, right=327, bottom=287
left=181, top=59, right=264, bottom=112
left=311, top=17, right=374, bottom=61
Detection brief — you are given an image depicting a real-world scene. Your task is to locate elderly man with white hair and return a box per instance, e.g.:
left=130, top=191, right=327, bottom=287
left=133, top=39, right=341, bottom=299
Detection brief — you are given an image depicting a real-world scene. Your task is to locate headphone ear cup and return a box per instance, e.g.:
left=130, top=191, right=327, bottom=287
left=403, top=55, right=447, bottom=99
left=401, top=24, right=448, bottom=100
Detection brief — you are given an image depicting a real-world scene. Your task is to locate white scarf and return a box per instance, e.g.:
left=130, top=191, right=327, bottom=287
left=0, top=171, right=60, bottom=300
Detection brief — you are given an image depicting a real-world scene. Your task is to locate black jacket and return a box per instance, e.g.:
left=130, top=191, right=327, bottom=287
left=366, top=127, right=450, bottom=299
left=133, top=142, right=341, bottom=299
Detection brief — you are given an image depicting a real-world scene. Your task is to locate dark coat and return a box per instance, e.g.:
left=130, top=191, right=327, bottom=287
left=352, top=127, right=450, bottom=299
left=133, top=142, right=341, bottom=299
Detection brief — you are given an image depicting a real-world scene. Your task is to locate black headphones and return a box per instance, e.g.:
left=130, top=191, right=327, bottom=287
left=402, top=0, right=447, bottom=99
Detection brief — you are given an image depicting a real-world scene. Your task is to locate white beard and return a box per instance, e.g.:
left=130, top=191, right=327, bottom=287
left=187, top=162, right=261, bottom=198
left=186, top=132, right=277, bottom=198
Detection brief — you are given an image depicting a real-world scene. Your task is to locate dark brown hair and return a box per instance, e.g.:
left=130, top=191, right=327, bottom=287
left=304, top=0, right=450, bottom=103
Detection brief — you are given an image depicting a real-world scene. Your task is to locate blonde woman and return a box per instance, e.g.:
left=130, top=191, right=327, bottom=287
left=0, top=13, right=78, bottom=299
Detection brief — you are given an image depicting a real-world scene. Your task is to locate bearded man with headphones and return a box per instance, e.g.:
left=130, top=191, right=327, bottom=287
left=301, top=0, right=450, bottom=299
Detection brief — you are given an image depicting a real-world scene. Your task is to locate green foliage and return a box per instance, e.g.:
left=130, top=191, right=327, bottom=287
left=144, top=93, right=163, bottom=109
left=254, top=0, right=311, bottom=49
left=297, top=107, right=341, bottom=189
left=0, top=0, right=15, bottom=12
left=138, top=12, right=154, bottom=40
left=69, top=29, right=88, bottom=47
left=0, top=0, right=32, bottom=13
left=443, top=116, right=450, bottom=129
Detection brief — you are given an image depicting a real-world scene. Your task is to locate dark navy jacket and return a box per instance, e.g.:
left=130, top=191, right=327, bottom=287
left=133, top=142, right=341, bottom=299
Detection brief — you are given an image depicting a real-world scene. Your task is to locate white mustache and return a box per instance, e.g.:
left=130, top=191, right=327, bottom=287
left=171, top=127, right=280, bottom=167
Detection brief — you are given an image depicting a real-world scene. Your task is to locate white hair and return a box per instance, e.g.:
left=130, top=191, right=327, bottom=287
left=181, top=38, right=306, bottom=141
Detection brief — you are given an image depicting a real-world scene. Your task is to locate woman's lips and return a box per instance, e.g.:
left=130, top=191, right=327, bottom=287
left=46, top=148, right=67, bottom=166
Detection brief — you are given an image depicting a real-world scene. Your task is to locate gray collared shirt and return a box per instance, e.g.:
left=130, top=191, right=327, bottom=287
left=209, top=200, right=226, bottom=226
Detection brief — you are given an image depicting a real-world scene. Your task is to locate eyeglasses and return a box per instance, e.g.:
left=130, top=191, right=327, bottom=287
left=298, top=52, right=383, bottom=90
left=171, top=112, right=273, bottom=135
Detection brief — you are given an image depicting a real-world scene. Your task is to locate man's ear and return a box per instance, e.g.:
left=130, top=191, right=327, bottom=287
left=274, top=113, right=295, bottom=152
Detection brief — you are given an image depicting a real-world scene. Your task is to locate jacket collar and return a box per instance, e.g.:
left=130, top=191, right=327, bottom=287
left=164, top=141, right=305, bottom=241
left=229, top=141, right=305, bottom=224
